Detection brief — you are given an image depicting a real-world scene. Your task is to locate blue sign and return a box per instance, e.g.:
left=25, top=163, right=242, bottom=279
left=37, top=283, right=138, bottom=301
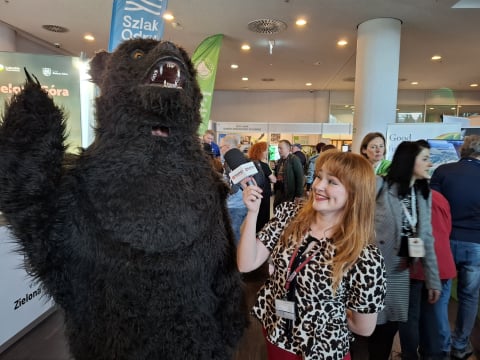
left=108, top=0, right=169, bottom=52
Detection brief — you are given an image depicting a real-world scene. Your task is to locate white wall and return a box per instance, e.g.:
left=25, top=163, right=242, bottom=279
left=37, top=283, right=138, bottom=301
left=211, top=90, right=330, bottom=123
left=211, top=89, right=480, bottom=123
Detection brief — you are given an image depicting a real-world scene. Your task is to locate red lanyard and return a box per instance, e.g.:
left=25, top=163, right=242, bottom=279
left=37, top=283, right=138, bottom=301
left=285, top=239, right=321, bottom=291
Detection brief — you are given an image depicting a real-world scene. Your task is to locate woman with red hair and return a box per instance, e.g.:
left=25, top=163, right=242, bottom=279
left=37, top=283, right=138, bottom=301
left=248, top=141, right=276, bottom=231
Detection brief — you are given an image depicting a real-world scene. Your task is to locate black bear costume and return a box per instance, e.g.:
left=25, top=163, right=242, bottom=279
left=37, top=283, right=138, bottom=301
left=0, top=39, right=247, bottom=359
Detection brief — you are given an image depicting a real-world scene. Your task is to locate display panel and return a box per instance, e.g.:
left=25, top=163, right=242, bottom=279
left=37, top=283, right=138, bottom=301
left=427, top=139, right=463, bottom=174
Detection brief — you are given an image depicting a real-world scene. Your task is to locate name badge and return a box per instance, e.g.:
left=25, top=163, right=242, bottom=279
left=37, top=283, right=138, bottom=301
left=408, top=237, right=425, bottom=257
left=275, top=298, right=296, bottom=321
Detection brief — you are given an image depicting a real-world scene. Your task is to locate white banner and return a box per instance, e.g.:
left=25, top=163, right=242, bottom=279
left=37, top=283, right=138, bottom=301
left=0, top=226, right=54, bottom=349
left=385, top=123, right=461, bottom=160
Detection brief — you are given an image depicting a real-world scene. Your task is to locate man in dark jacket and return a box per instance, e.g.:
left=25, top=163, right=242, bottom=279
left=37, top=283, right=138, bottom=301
left=274, top=140, right=304, bottom=208
left=430, top=135, right=480, bottom=360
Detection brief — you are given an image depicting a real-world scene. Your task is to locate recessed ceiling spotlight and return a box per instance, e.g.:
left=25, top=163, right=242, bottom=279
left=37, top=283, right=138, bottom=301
left=411, top=81, right=419, bottom=85
left=429, top=107, right=435, bottom=110
left=241, top=44, right=251, bottom=51
left=163, top=13, right=174, bottom=21
left=313, top=61, right=322, bottom=66
left=431, top=55, right=442, bottom=61
left=337, top=39, right=348, bottom=46
left=242, top=77, right=249, bottom=81
left=296, top=18, right=307, bottom=26
left=305, top=82, right=312, bottom=86
left=42, top=24, right=69, bottom=33
left=451, top=107, right=456, bottom=110
left=84, top=34, right=95, bottom=41
left=470, top=83, right=478, bottom=87
left=230, top=64, right=239, bottom=69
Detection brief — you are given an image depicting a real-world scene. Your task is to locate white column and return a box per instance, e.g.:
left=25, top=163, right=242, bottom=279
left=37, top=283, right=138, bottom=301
left=0, top=21, right=16, bottom=51
left=352, top=18, right=401, bottom=152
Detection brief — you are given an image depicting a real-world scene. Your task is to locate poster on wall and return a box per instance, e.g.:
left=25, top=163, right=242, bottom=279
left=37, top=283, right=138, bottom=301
left=385, top=123, right=462, bottom=160
left=0, top=52, right=82, bottom=151
left=0, top=225, right=55, bottom=349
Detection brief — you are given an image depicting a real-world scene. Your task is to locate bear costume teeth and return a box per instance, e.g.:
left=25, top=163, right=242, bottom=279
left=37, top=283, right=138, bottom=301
left=146, top=58, right=185, bottom=89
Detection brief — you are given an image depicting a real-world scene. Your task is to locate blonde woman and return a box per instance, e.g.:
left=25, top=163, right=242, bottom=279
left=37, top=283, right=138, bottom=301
left=238, top=151, right=386, bottom=360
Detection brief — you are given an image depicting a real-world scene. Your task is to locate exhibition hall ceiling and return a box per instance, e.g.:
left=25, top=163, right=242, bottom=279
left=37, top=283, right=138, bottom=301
left=1, top=0, right=480, bottom=91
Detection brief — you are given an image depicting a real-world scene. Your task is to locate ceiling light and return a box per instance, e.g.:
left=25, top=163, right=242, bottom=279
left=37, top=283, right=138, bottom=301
left=241, top=44, right=251, bottom=51
left=84, top=34, right=95, bottom=41
left=163, top=13, right=174, bottom=21
left=411, top=81, right=418, bottom=85
left=451, top=107, right=456, bottom=110
left=429, top=107, right=435, bottom=110
left=337, top=39, right=348, bottom=46
left=242, top=77, right=249, bottom=81
left=305, top=82, right=312, bottom=86
left=470, top=83, right=478, bottom=87
left=431, top=55, right=442, bottom=61
left=230, top=64, right=239, bottom=69
left=296, top=18, right=307, bottom=26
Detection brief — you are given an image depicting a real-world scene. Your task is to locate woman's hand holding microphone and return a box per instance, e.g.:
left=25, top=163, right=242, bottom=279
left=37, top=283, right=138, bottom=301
left=241, top=177, right=263, bottom=213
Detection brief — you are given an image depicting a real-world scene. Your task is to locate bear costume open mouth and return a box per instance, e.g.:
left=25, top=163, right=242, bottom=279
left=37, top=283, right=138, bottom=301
left=145, top=57, right=185, bottom=89
left=151, top=125, right=170, bottom=137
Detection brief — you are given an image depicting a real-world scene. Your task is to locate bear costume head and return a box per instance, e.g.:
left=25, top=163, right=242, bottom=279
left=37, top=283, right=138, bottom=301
left=89, top=38, right=202, bottom=149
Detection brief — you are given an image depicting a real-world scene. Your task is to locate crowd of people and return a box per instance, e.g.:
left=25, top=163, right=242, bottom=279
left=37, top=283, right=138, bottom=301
left=200, top=129, right=480, bottom=360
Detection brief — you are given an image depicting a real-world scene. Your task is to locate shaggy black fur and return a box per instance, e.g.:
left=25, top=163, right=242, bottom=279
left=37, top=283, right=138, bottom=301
left=0, top=39, right=247, bottom=359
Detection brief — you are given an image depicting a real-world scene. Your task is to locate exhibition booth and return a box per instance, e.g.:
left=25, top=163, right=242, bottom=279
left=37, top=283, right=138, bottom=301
left=215, top=121, right=353, bottom=163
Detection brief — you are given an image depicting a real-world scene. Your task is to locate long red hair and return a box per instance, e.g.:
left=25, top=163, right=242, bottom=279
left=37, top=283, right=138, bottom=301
left=248, top=141, right=268, bottom=161
left=281, top=151, right=376, bottom=291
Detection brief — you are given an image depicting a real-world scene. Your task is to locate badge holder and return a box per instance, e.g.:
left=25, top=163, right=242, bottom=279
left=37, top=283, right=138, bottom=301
left=275, top=298, right=296, bottom=321
left=408, top=237, right=425, bottom=257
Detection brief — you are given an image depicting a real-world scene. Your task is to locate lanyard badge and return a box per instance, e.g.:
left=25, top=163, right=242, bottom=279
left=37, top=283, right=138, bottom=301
left=275, top=237, right=321, bottom=321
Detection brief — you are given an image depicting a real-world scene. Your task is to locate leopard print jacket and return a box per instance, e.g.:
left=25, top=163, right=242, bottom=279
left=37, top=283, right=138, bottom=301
left=253, top=202, right=386, bottom=359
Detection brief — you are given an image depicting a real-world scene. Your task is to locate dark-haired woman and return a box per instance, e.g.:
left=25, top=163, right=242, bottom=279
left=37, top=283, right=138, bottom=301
left=352, top=140, right=441, bottom=360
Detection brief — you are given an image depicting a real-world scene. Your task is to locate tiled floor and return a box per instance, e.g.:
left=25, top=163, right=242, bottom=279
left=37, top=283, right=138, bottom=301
left=0, top=267, right=478, bottom=360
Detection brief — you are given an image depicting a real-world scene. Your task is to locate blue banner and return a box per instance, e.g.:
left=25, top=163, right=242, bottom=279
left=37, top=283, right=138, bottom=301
left=108, top=0, right=169, bottom=52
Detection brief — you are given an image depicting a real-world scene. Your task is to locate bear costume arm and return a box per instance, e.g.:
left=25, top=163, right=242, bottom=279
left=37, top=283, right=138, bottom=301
left=0, top=69, right=67, bottom=277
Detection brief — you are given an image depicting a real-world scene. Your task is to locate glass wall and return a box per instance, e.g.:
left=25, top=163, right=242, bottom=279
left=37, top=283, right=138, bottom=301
left=329, top=98, right=480, bottom=124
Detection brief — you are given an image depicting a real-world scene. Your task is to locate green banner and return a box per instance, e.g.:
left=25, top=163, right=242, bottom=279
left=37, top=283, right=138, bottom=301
left=0, top=52, right=82, bottom=151
left=191, top=34, right=223, bottom=136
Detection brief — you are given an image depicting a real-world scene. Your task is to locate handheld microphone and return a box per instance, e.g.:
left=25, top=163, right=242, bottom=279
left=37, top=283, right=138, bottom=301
left=223, top=148, right=258, bottom=186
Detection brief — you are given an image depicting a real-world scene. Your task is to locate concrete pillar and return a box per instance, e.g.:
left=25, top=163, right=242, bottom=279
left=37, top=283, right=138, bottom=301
left=0, top=21, right=16, bottom=51
left=352, top=18, right=402, bottom=152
